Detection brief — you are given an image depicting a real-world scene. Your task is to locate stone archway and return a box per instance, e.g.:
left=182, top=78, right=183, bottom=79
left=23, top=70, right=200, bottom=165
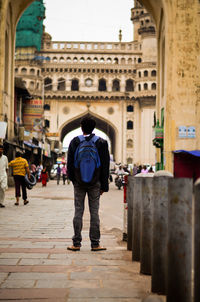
left=60, top=113, right=116, bottom=157
left=1, top=0, right=200, bottom=172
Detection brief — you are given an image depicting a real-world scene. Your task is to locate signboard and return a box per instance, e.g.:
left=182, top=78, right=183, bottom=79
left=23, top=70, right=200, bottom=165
left=23, top=99, right=43, bottom=131
left=187, top=126, right=196, bottom=138
left=178, top=126, right=187, bottom=138
left=0, top=122, right=7, bottom=139
left=178, top=126, right=196, bottom=138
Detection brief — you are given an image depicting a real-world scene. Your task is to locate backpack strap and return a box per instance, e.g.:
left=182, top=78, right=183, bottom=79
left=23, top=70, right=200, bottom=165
left=78, top=135, right=85, bottom=142
left=91, top=135, right=99, bottom=143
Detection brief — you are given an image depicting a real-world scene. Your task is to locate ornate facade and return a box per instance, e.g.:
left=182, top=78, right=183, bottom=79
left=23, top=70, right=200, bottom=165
left=0, top=0, right=199, bottom=172
left=14, top=1, right=157, bottom=165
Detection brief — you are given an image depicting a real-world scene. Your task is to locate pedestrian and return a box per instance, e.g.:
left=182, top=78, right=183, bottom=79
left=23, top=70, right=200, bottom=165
left=67, top=116, right=110, bottom=251
left=56, top=164, right=61, bottom=185
left=41, top=167, right=48, bottom=187
left=61, top=163, right=67, bottom=185
left=8, top=151, right=30, bottom=206
left=141, top=165, right=148, bottom=173
left=0, top=144, right=8, bottom=208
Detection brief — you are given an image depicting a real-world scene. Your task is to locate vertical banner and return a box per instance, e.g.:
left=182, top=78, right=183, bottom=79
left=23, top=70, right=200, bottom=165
left=23, top=99, right=43, bottom=132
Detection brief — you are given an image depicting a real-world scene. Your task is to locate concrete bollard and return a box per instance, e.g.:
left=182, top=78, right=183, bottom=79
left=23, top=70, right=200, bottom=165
left=127, top=176, right=134, bottom=250
left=151, top=172, right=173, bottom=294
left=132, top=176, right=142, bottom=261
left=194, top=178, right=200, bottom=302
left=142, top=295, right=164, bottom=302
left=140, top=177, right=153, bottom=275
left=167, top=178, right=193, bottom=302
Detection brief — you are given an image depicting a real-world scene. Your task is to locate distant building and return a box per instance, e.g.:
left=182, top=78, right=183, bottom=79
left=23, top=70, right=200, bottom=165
left=15, top=0, right=157, bottom=165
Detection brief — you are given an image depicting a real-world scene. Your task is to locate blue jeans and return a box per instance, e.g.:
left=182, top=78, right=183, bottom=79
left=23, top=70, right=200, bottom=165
left=72, top=181, right=101, bottom=248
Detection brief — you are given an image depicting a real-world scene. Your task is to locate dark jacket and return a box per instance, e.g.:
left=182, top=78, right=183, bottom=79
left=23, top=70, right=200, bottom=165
left=67, top=134, right=110, bottom=192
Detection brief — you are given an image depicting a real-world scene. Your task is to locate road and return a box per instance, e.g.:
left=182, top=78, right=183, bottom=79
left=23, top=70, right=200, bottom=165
left=0, top=179, right=165, bottom=301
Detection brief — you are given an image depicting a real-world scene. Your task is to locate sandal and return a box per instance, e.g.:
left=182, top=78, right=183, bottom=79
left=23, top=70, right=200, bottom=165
left=67, top=245, right=80, bottom=251
left=14, top=203, right=19, bottom=206
left=24, top=200, right=29, bottom=205
left=91, top=246, right=107, bottom=251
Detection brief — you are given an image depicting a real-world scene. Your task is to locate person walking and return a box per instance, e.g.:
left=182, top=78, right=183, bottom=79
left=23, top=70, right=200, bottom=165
left=0, top=145, right=8, bottom=208
left=67, top=117, right=110, bottom=252
left=41, top=167, right=48, bottom=187
left=56, top=164, right=61, bottom=185
left=8, top=152, right=30, bottom=206
left=61, top=163, right=67, bottom=185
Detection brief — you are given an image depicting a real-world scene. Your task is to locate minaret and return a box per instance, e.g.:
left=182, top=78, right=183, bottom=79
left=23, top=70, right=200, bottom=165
left=119, top=29, right=122, bottom=42
left=131, top=0, right=156, bottom=62
left=131, top=0, right=143, bottom=42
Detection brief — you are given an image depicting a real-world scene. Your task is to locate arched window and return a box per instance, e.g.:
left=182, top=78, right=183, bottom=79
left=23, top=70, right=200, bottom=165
left=60, top=57, right=65, bottom=62
left=128, top=58, right=132, bottom=64
left=21, top=68, right=27, bottom=74
left=127, top=139, right=133, bottom=148
left=121, top=58, right=125, bottom=64
left=138, top=58, right=142, bottom=63
left=37, top=70, right=40, bottom=76
left=29, top=81, right=34, bottom=89
left=87, top=57, right=91, bottom=63
left=138, top=71, right=141, bottom=78
left=52, top=57, right=57, bottom=62
left=67, top=57, right=72, bottom=62
left=71, top=79, right=79, bottom=91
left=15, top=68, right=18, bottom=73
left=44, top=104, right=50, bottom=111
left=100, top=57, right=104, bottom=63
left=151, top=70, right=156, bottom=77
left=98, top=78, right=107, bottom=91
left=127, top=105, right=134, bottom=112
left=125, top=79, right=134, bottom=92
left=107, top=57, right=112, bottom=64
left=44, top=77, right=52, bottom=91
left=127, top=121, right=133, bottom=129
left=57, top=78, right=66, bottom=91
left=114, top=57, right=118, bottom=64
left=138, top=84, right=141, bottom=91
left=93, top=57, right=98, bottom=63
left=152, top=83, right=157, bottom=90
left=30, top=68, right=35, bottom=75
left=112, top=79, right=120, bottom=92
left=73, top=57, right=78, bottom=63
left=144, top=83, right=148, bottom=90
left=144, top=70, right=148, bottom=77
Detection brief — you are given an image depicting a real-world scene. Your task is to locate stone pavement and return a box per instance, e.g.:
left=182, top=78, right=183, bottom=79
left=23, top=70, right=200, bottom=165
left=0, top=180, right=165, bottom=302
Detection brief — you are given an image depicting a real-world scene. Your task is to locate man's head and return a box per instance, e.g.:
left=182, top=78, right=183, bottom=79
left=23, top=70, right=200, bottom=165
left=80, top=117, right=96, bottom=135
left=0, top=144, right=3, bottom=156
left=16, top=151, right=22, bottom=158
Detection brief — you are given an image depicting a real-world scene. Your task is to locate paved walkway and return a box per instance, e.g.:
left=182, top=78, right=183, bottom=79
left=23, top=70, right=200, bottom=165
left=0, top=180, right=165, bottom=302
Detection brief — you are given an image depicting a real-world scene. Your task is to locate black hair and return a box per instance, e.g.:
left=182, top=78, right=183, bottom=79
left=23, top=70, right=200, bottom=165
left=80, top=117, right=96, bottom=134
left=0, top=145, right=3, bottom=149
left=16, top=151, right=22, bottom=157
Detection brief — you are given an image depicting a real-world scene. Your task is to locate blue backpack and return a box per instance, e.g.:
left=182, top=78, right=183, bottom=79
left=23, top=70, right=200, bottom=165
left=74, top=135, right=101, bottom=183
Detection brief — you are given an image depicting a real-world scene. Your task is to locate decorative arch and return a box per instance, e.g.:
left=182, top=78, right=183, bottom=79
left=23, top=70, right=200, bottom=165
left=60, top=112, right=117, bottom=156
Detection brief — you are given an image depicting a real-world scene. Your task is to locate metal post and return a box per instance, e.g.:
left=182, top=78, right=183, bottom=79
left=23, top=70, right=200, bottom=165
left=140, top=177, right=153, bottom=275
left=132, top=177, right=142, bottom=261
left=152, top=176, right=169, bottom=294
left=194, top=179, right=200, bottom=302
left=167, top=178, right=193, bottom=302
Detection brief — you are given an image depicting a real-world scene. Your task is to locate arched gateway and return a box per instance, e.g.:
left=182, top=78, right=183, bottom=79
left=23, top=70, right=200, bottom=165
left=0, top=0, right=199, bottom=172
left=60, top=113, right=116, bottom=156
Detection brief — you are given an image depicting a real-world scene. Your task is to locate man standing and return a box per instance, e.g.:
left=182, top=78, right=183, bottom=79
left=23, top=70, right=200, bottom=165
left=9, top=152, right=30, bottom=206
left=0, top=145, right=8, bottom=208
left=67, top=117, right=110, bottom=251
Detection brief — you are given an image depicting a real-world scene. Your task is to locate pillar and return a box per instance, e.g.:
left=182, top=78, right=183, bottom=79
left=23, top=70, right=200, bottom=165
left=167, top=178, right=193, bottom=302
